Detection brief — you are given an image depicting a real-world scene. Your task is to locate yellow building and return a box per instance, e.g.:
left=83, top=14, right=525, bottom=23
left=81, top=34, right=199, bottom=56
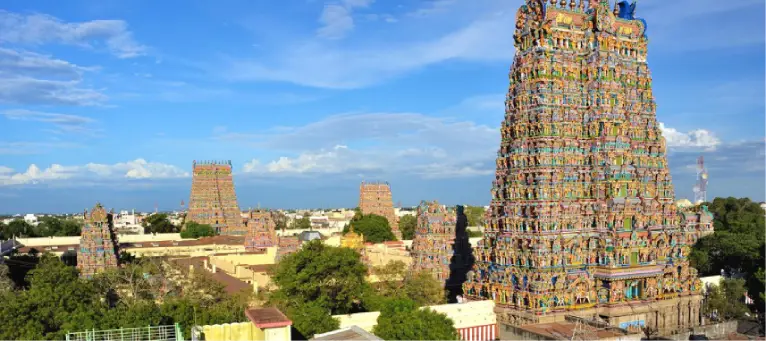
left=340, top=226, right=365, bottom=251
left=196, top=307, right=292, bottom=341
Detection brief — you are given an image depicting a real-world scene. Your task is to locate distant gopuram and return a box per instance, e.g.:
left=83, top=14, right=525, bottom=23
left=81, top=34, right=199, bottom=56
left=77, top=203, right=119, bottom=278
left=187, top=160, right=245, bottom=235
left=463, top=0, right=708, bottom=335
left=359, top=181, right=401, bottom=239
left=410, top=200, right=456, bottom=284
left=244, top=209, right=277, bottom=251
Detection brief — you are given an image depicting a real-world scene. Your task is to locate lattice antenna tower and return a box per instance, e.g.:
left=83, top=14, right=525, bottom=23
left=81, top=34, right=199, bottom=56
left=692, top=155, right=708, bottom=204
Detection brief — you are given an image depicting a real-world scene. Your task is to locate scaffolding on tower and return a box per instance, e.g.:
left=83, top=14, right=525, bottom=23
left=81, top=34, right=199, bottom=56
left=692, top=156, right=708, bottom=204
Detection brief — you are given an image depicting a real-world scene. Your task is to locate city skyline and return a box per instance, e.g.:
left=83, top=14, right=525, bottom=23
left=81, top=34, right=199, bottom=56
left=1, top=0, right=764, bottom=213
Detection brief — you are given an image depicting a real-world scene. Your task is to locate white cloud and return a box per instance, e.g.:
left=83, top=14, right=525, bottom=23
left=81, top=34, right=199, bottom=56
left=659, top=123, right=721, bottom=150
left=221, top=0, right=762, bottom=89
left=0, top=10, right=146, bottom=58
left=0, top=47, right=106, bottom=106
left=2, top=109, right=103, bottom=137
left=0, top=159, right=189, bottom=186
left=317, top=0, right=374, bottom=40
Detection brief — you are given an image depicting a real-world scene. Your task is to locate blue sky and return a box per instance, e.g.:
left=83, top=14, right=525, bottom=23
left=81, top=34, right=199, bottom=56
left=0, top=0, right=764, bottom=213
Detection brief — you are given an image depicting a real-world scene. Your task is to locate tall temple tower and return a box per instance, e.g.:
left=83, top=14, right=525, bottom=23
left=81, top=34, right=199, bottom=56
left=359, top=181, right=401, bottom=239
left=244, top=209, right=277, bottom=252
left=410, top=200, right=456, bottom=285
left=77, top=203, right=119, bottom=278
left=187, top=160, right=245, bottom=235
left=463, top=0, right=706, bottom=335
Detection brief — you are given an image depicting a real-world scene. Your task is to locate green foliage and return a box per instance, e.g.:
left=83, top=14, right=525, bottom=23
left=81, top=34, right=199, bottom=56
left=289, top=216, right=311, bottom=230
left=467, top=229, right=484, bottom=238
left=705, top=278, right=750, bottom=321
left=372, top=297, right=459, bottom=340
left=0, top=252, right=249, bottom=340
left=269, top=240, right=368, bottom=338
left=398, top=215, right=417, bottom=240
left=691, top=197, right=765, bottom=312
left=180, top=222, right=217, bottom=239
left=343, top=214, right=396, bottom=243
left=0, top=217, right=83, bottom=239
left=143, top=213, right=178, bottom=234
left=369, top=261, right=447, bottom=306
left=0, top=264, right=13, bottom=292
left=464, top=205, right=486, bottom=227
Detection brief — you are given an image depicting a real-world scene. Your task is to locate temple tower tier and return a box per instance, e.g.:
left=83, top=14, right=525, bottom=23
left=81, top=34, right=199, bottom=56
left=245, top=209, right=278, bottom=251
left=187, top=160, right=245, bottom=236
left=462, top=0, right=709, bottom=335
left=410, top=200, right=456, bottom=285
left=77, top=203, right=119, bottom=278
left=359, top=181, right=401, bottom=239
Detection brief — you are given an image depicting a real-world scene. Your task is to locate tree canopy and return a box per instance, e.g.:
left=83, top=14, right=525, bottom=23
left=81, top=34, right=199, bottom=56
left=343, top=214, right=396, bottom=243
left=690, top=197, right=765, bottom=313
left=398, top=215, right=417, bottom=240
left=372, top=297, right=459, bottom=340
left=268, top=240, right=367, bottom=338
left=0, top=253, right=249, bottom=340
left=0, top=217, right=83, bottom=239
left=143, top=213, right=179, bottom=234
left=180, top=221, right=216, bottom=239
left=704, top=278, right=750, bottom=322
left=289, top=216, right=311, bottom=230
left=370, top=260, right=446, bottom=306
left=464, top=205, right=486, bottom=227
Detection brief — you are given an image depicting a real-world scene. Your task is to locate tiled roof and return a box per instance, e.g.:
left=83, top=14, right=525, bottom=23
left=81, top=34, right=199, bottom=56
left=312, top=326, right=383, bottom=341
left=245, top=307, right=292, bottom=328
left=170, top=257, right=251, bottom=295
left=17, top=235, right=246, bottom=253
left=246, top=264, right=274, bottom=273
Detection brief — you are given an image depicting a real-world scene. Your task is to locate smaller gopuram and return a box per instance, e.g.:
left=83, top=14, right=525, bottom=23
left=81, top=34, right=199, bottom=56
left=359, top=181, right=401, bottom=239
left=276, top=236, right=301, bottom=262
left=244, top=209, right=277, bottom=252
left=409, top=200, right=456, bottom=285
left=187, top=160, right=245, bottom=236
left=77, top=203, right=119, bottom=278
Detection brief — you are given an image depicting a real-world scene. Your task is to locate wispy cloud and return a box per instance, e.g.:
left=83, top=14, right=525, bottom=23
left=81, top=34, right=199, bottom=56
left=2, top=109, right=103, bottom=137
left=0, top=10, right=146, bottom=58
left=317, top=0, right=374, bottom=40
left=0, top=141, right=83, bottom=155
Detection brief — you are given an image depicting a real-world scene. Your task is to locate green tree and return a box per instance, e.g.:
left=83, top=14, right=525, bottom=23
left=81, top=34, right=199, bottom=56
left=286, top=301, right=340, bottom=340
left=180, top=222, right=217, bottom=239
left=143, top=213, right=178, bottom=234
left=2, top=220, right=34, bottom=238
left=343, top=214, right=396, bottom=243
left=370, top=261, right=446, bottom=306
left=398, top=215, right=417, bottom=240
left=704, top=278, right=750, bottom=321
left=691, top=197, right=765, bottom=313
left=289, top=216, right=311, bottom=230
left=372, top=297, right=459, bottom=340
left=0, top=264, right=13, bottom=292
left=464, top=205, right=486, bottom=227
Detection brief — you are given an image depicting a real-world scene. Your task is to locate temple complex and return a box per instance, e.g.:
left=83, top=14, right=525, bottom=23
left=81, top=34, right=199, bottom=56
left=359, top=181, right=401, bottom=239
left=463, top=0, right=710, bottom=336
left=410, top=200, right=456, bottom=285
left=244, top=209, right=277, bottom=252
left=187, top=161, right=245, bottom=236
left=77, top=203, right=119, bottom=278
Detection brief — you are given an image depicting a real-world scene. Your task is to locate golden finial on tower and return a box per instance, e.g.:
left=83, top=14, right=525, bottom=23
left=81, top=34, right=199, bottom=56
left=570, top=0, right=576, bottom=10
left=560, top=0, right=567, bottom=8
left=578, top=0, right=585, bottom=11
left=550, top=0, right=557, bottom=6
left=613, top=1, right=620, bottom=15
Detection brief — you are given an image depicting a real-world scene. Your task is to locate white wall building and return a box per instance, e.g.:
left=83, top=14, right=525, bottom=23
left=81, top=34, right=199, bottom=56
left=23, top=214, right=39, bottom=226
left=113, top=210, right=144, bottom=234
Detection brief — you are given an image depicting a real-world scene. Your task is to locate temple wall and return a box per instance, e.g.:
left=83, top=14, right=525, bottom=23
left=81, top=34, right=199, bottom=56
left=661, top=321, right=738, bottom=341
left=334, top=300, right=496, bottom=333
left=198, top=322, right=289, bottom=341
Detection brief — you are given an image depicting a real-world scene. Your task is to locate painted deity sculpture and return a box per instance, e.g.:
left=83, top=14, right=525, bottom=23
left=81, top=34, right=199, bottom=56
left=463, top=0, right=711, bottom=328
left=410, top=201, right=457, bottom=284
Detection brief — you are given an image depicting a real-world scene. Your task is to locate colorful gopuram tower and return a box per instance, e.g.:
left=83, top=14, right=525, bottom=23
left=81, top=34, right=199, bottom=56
left=187, top=160, right=245, bottom=236
left=463, top=0, right=707, bottom=334
left=77, top=203, right=119, bottom=278
left=410, top=200, right=456, bottom=285
left=359, top=181, right=401, bottom=239
left=276, top=236, right=301, bottom=262
left=244, top=209, right=277, bottom=251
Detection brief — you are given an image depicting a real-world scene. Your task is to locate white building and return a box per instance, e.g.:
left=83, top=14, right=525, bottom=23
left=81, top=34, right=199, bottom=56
left=113, top=210, right=144, bottom=234
left=23, top=214, right=39, bottom=226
